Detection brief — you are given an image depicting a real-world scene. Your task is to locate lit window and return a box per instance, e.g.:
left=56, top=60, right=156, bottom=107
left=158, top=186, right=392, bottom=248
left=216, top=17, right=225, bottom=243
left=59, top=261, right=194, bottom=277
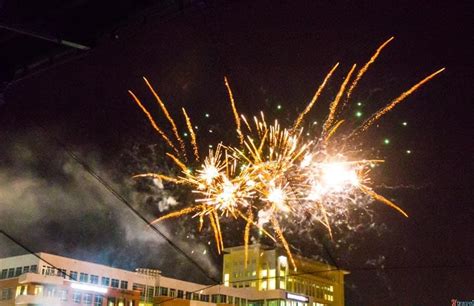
left=34, top=285, right=43, bottom=296
left=60, top=290, right=68, bottom=301
left=72, top=291, right=82, bottom=304
left=84, top=293, right=93, bottom=305
left=269, top=279, right=276, bottom=290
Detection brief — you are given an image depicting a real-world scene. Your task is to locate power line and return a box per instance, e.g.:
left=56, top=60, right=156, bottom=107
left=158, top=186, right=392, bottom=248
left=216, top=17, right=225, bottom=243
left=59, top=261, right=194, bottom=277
left=33, top=125, right=219, bottom=284
left=0, top=229, right=74, bottom=280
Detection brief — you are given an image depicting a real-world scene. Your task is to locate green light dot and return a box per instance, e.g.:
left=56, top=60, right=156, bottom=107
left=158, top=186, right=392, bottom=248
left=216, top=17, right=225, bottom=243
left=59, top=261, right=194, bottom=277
left=183, top=132, right=188, bottom=137
left=209, top=144, right=213, bottom=148
left=277, top=104, right=282, bottom=110
left=355, top=111, right=363, bottom=118
left=383, top=138, right=390, bottom=145
left=402, top=121, right=408, bottom=126
left=205, top=113, right=210, bottom=118
left=406, top=150, right=412, bottom=154
left=357, top=102, right=362, bottom=106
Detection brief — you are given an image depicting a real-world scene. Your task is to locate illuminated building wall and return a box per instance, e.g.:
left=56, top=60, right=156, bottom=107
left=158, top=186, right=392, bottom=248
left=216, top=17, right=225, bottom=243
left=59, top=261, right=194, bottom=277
left=0, top=245, right=347, bottom=306
left=222, top=244, right=347, bottom=306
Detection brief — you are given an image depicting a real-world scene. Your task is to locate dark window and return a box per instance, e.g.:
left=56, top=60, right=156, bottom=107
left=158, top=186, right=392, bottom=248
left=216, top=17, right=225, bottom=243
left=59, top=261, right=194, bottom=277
left=101, top=277, right=110, bottom=286
left=160, top=287, right=168, bottom=296
left=169, top=289, right=176, bottom=297
left=212, top=294, right=218, bottom=303
left=193, top=293, right=199, bottom=301
left=70, top=271, right=78, bottom=281
left=79, top=273, right=89, bottom=283
left=90, top=275, right=99, bottom=284
left=185, top=292, right=192, bottom=300
left=200, top=295, right=210, bottom=302
left=177, top=290, right=184, bottom=299
left=23, top=266, right=30, bottom=273
left=1, top=288, right=12, bottom=300
left=15, top=267, right=22, bottom=277
left=111, top=279, right=119, bottom=288
left=30, top=265, right=38, bottom=273
left=120, top=280, right=128, bottom=289
left=147, top=287, right=154, bottom=299
left=0, top=269, right=7, bottom=279
left=59, top=269, right=67, bottom=278
left=7, top=268, right=15, bottom=278
left=94, top=295, right=103, bottom=306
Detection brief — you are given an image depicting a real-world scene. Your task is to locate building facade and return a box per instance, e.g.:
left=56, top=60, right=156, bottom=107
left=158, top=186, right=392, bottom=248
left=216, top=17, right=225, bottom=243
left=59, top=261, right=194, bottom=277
left=0, top=244, right=346, bottom=306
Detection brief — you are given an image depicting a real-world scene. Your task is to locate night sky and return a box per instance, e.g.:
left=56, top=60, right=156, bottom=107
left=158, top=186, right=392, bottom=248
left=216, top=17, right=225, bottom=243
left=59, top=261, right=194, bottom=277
left=1, top=1, right=472, bottom=305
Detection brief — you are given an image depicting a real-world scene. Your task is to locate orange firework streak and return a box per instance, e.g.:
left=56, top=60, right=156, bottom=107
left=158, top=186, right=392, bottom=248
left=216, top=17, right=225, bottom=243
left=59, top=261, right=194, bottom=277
left=143, top=77, right=187, bottom=158
left=130, top=38, right=444, bottom=270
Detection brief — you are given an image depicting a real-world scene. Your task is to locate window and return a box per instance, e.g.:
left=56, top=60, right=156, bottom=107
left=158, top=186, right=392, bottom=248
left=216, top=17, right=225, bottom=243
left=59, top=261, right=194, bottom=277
left=192, top=293, right=199, bottom=300
left=79, top=273, right=89, bottom=283
left=177, top=290, right=184, bottom=299
left=120, top=280, right=128, bottom=289
left=186, top=292, right=192, bottom=300
left=60, top=290, right=68, bottom=301
left=101, top=277, right=110, bottom=286
left=0, top=269, right=7, bottom=279
left=84, top=293, right=93, bottom=305
left=133, top=283, right=145, bottom=296
left=111, top=279, right=119, bottom=288
left=90, top=275, right=99, bottom=284
left=200, top=295, right=210, bottom=302
left=94, top=295, right=104, bottom=306
left=160, top=287, right=168, bottom=296
left=34, top=285, right=43, bottom=295
left=146, top=287, right=154, bottom=300
left=70, top=271, right=78, bottom=281
left=59, top=269, right=67, bottom=278
left=23, top=266, right=30, bottom=273
left=7, top=268, right=15, bottom=278
left=16, top=285, right=27, bottom=297
left=30, top=265, right=38, bottom=273
left=73, top=291, right=82, bottom=304
left=1, top=288, right=12, bottom=300
left=169, top=289, right=176, bottom=297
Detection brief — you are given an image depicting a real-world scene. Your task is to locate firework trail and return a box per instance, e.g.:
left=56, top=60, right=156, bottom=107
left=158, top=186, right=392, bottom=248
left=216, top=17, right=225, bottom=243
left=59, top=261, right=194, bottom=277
left=130, top=38, right=444, bottom=268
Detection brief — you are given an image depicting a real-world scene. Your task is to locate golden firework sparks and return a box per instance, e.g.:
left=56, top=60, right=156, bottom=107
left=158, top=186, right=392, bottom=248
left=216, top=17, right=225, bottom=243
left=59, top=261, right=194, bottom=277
left=130, top=38, right=444, bottom=269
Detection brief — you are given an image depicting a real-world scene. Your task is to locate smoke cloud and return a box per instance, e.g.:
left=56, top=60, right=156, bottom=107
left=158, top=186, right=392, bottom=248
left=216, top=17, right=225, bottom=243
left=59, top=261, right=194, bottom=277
left=0, top=129, right=219, bottom=283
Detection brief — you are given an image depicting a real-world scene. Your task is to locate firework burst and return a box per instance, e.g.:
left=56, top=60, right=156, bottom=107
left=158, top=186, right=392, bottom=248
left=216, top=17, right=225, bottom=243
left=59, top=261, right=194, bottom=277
left=129, top=37, right=444, bottom=268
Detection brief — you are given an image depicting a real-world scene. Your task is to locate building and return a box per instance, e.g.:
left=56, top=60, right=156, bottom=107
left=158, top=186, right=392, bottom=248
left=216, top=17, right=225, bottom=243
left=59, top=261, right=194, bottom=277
left=0, top=244, right=347, bottom=306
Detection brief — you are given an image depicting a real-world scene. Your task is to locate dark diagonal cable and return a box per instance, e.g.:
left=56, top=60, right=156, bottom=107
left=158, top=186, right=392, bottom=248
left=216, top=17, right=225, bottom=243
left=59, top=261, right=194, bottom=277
left=33, top=125, right=219, bottom=284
